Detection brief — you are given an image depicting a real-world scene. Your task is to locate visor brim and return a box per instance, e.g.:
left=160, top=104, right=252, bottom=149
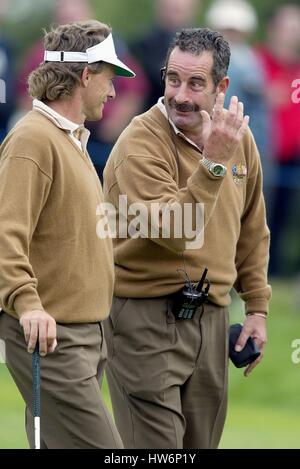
left=104, top=58, right=135, bottom=77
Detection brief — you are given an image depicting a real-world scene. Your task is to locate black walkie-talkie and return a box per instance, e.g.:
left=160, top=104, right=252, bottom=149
left=172, top=268, right=210, bottom=320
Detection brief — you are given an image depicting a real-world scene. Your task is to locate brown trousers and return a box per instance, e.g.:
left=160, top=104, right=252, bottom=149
left=0, top=311, right=123, bottom=449
left=104, top=296, right=229, bottom=449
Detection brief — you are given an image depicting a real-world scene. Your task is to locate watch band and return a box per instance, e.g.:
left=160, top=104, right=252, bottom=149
left=201, top=157, right=214, bottom=171
left=200, top=157, right=227, bottom=177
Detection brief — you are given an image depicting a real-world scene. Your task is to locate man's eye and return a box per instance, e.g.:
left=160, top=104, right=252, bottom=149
left=168, top=77, right=180, bottom=85
left=191, top=81, right=204, bottom=90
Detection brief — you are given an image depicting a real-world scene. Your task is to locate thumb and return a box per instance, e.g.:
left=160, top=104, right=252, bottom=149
left=200, top=110, right=211, bottom=141
left=200, top=110, right=211, bottom=126
left=235, top=329, right=249, bottom=352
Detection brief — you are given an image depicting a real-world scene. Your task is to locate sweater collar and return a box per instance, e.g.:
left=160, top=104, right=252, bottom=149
left=33, top=99, right=90, bottom=153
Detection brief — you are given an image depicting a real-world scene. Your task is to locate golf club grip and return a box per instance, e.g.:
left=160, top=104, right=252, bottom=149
left=32, top=346, right=40, bottom=418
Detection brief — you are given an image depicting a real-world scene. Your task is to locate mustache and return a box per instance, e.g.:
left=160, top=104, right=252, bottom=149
left=169, top=99, right=200, bottom=113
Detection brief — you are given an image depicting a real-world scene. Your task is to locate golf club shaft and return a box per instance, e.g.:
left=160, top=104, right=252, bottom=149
left=32, top=345, right=40, bottom=449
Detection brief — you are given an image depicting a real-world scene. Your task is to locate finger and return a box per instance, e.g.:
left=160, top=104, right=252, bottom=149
left=47, top=319, right=57, bottom=354
left=38, top=321, right=47, bottom=357
left=27, top=320, right=38, bottom=353
left=20, top=317, right=30, bottom=344
left=236, top=115, right=249, bottom=140
left=244, top=354, right=263, bottom=377
left=212, top=93, right=225, bottom=124
left=253, top=337, right=266, bottom=353
left=235, top=101, right=244, bottom=128
left=225, top=96, right=238, bottom=126
left=48, top=338, right=57, bottom=354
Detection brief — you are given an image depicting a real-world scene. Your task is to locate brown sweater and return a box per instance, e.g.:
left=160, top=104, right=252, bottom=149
left=104, top=105, right=271, bottom=314
left=0, top=110, right=114, bottom=322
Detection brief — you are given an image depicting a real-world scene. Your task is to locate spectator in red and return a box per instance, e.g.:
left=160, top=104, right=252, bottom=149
left=206, top=0, right=270, bottom=159
left=256, top=4, right=300, bottom=276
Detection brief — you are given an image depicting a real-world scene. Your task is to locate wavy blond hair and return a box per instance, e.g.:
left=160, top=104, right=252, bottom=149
left=28, top=20, right=111, bottom=101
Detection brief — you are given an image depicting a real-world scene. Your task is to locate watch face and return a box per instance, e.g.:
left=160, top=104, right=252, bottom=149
left=212, top=164, right=226, bottom=176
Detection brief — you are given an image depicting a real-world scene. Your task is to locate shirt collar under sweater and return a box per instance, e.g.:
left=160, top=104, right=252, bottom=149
left=156, top=97, right=202, bottom=152
left=33, top=99, right=90, bottom=153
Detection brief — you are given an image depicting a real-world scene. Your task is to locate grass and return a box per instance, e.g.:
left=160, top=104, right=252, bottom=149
left=1, top=279, right=300, bottom=449
left=0, top=366, right=27, bottom=448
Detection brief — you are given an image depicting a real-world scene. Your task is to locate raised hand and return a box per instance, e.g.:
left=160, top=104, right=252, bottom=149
left=200, top=93, right=249, bottom=164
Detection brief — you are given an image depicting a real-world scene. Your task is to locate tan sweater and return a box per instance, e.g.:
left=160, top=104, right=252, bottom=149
left=104, top=105, right=271, bottom=314
left=0, top=110, right=114, bottom=322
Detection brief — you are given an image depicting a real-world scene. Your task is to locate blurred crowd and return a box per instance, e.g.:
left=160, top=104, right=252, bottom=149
left=1, top=0, right=300, bottom=278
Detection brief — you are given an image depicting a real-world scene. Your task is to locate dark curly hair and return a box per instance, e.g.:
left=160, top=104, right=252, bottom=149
left=165, top=27, right=231, bottom=87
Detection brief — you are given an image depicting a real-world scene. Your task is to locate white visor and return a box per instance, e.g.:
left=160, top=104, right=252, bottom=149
left=44, top=33, right=135, bottom=78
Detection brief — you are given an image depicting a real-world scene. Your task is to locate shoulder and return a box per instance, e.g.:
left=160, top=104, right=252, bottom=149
left=106, top=106, right=175, bottom=169
left=104, top=106, right=177, bottom=191
left=5, top=111, right=59, bottom=147
left=116, top=105, right=172, bottom=152
left=0, top=111, right=60, bottom=177
left=12, top=110, right=58, bottom=136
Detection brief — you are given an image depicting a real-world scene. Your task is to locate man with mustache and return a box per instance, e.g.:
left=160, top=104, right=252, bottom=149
left=103, top=28, right=270, bottom=448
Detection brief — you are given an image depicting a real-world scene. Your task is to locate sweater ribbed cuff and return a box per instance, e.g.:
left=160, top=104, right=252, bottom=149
left=245, top=298, right=269, bottom=315
left=188, top=163, right=225, bottom=199
left=14, top=290, right=44, bottom=318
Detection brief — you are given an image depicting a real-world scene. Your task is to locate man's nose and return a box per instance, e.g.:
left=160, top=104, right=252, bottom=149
left=174, top=83, right=190, bottom=104
left=108, top=82, right=116, bottom=100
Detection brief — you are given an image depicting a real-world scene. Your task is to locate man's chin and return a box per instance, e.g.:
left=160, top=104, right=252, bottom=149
left=172, top=113, right=193, bottom=130
left=86, top=111, right=103, bottom=122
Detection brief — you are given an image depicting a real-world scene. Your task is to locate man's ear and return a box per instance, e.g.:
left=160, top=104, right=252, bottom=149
left=216, top=76, right=229, bottom=95
left=160, top=67, right=166, bottom=86
left=81, top=66, right=90, bottom=87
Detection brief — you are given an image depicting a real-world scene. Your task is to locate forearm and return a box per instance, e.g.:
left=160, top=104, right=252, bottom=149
left=0, top=157, right=51, bottom=316
left=234, top=225, right=271, bottom=314
left=109, top=157, right=225, bottom=253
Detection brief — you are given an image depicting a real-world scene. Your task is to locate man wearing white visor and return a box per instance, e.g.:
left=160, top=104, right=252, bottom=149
left=44, top=30, right=135, bottom=78
left=0, top=20, right=134, bottom=448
